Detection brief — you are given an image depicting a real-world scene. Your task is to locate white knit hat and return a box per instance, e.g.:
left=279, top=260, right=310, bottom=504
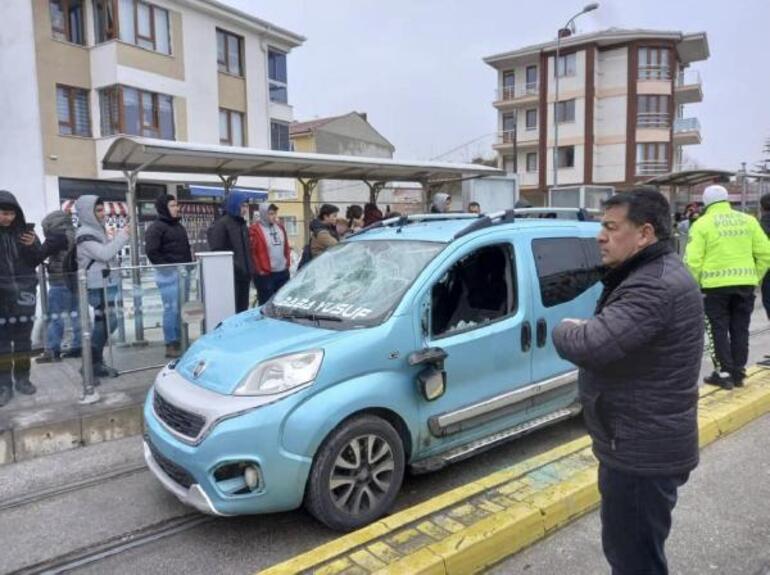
left=702, top=185, right=729, bottom=207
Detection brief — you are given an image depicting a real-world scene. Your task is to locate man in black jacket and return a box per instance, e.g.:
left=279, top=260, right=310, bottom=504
left=144, top=194, right=192, bottom=358
left=552, top=189, right=703, bottom=574
left=207, top=190, right=254, bottom=313
left=0, top=191, right=66, bottom=406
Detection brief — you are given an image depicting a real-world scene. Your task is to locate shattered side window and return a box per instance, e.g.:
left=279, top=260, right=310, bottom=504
left=268, top=240, right=444, bottom=327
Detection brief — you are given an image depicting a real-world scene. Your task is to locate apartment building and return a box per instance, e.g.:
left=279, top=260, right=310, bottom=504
left=484, top=28, right=709, bottom=206
left=1, top=0, right=304, bottom=226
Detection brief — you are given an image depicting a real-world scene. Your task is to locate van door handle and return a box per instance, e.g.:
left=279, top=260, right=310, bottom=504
left=536, top=318, right=547, bottom=348
left=521, top=321, right=532, bottom=352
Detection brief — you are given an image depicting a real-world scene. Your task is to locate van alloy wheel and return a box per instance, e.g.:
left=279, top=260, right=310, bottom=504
left=329, top=434, right=395, bottom=515
left=305, top=415, right=405, bottom=531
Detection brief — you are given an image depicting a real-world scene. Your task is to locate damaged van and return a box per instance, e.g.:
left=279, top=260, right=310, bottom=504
left=143, top=211, right=603, bottom=530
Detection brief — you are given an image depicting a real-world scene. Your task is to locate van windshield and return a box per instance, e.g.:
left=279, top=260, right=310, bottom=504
left=265, top=240, right=444, bottom=328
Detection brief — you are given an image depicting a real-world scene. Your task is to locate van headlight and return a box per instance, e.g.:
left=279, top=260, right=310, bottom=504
left=233, top=350, right=324, bottom=396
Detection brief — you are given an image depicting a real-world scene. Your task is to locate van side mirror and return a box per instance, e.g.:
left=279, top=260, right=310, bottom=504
left=409, top=347, right=448, bottom=402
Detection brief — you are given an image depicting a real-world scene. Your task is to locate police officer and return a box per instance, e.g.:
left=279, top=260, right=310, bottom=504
left=684, top=185, right=770, bottom=388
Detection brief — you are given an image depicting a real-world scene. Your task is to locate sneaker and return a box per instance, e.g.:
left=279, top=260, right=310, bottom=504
left=79, top=390, right=101, bottom=405
left=61, top=348, right=82, bottom=359
left=732, top=370, right=746, bottom=388
left=36, top=350, right=61, bottom=364
left=14, top=379, right=37, bottom=395
left=93, top=363, right=119, bottom=378
left=704, top=371, right=733, bottom=390
left=0, top=387, right=12, bottom=407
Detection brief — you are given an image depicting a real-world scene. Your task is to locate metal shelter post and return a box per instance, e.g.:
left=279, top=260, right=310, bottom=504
left=298, top=178, right=318, bottom=239
left=123, top=170, right=145, bottom=344
left=364, top=181, right=386, bottom=206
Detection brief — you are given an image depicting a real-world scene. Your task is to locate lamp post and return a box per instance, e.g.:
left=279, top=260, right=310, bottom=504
left=552, top=3, right=599, bottom=205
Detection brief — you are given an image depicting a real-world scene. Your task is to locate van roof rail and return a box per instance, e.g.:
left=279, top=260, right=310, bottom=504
left=513, top=207, right=598, bottom=221
left=350, top=213, right=480, bottom=238
left=453, top=209, right=516, bottom=239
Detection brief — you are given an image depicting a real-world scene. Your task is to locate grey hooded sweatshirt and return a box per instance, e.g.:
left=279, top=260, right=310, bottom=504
left=431, top=193, right=450, bottom=214
left=75, top=195, right=129, bottom=289
left=257, top=204, right=287, bottom=273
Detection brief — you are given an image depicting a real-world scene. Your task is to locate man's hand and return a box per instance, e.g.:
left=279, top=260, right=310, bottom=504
left=19, top=232, right=36, bottom=246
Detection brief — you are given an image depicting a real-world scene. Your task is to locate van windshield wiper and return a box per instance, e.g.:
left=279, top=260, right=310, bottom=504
left=275, top=309, right=343, bottom=324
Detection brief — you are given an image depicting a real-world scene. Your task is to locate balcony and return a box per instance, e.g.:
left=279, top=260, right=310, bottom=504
left=493, top=83, right=539, bottom=107
left=636, top=160, right=669, bottom=176
left=673, top=117, right=702, bottom=145
left=675, top=70, right=703, bottom=104
left=637, top=112, right=671, bottom=129
left=638, top=66, right=672, bottom=81
left=493, top=130, right=539, bottom=150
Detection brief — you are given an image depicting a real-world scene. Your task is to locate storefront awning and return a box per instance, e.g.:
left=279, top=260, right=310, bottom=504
left=188, top=185, right=268, bottom=200
left=102, top=136, right=504, bottom=183
left=643, top=169, right=734, bottom=187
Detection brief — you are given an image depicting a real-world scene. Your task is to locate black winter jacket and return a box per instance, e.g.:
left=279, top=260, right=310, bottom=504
left=144, top=195, right=192, bottom=266
left=552, top=243, right=704, bottom=476
left=761, top=213, right=770, bottom=237
left=0, top=190, right=46, bottom=317
left=207, top=214, right=254, bottom=281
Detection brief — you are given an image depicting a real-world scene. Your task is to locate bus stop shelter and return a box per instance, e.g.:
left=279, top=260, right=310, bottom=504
left=101, top=136, right=503, bottom=339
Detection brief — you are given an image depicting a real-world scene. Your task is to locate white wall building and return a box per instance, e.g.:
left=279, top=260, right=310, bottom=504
left=0, top=0, right=304, bottom=225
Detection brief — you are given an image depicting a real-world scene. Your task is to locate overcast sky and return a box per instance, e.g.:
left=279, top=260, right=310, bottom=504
left=225, top=0, right=769, bottom=170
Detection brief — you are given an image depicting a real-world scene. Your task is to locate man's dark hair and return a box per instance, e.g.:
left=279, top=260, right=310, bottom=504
left=269, top=203, right=279, bottom=212
left=468, top=201, right=480, bottom=209
left=761, top=193, right=770, bottom=213
left=94, top=197, right=104, bottom=206
left=602, top=189, right=672, bottom=240
left=318, top=203, right=339, bottom=220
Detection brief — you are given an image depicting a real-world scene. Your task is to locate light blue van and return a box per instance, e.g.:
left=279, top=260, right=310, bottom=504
left=143, top=211, right=604, bottom=530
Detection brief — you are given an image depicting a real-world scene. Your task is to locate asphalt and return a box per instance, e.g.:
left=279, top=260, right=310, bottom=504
left=487, top=412, right=770, bottom=575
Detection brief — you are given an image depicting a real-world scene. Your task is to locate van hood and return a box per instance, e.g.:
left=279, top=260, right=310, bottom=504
left=176, top=310, right=347, bottom=394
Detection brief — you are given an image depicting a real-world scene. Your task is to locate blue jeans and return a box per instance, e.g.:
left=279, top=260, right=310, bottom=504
left=156, top=269, right=188, bottom=345
left=88, top=286, right=118, bottom=364
left=46, top=284, right=81, bottom=353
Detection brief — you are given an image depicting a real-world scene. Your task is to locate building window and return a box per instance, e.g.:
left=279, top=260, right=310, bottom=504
left=502, top=113, right=515, bottom=143
left=57, top=85, right=91, bottom=136
left=268, top=48, right=288, bottom=104
left=555, top=99, right=576, bottom=123
left=93, top=0, right=170, bottom=54
left=637, top=95, right=670, bottom=127
left=557, top=146, right=575, bottom=168
left=638, top=47, right=671, bottom=80
left=636, top=143, right=669, bottom=175
left=50, top=0, right=85, bottom=45
left=555, top=53, right=576, bottom=77
left=532, top=237, right=602, bottom=307
left=526, top=152, right=538, bottom=172
left=525, top=109, right=537, bottom=130
left=270, top=120, right=290, bottom=151
left=219, top=109, right=245, bottom=146
left=526, top=65, right=538, bottom=92
left=217, top=28, right=243, bottom=76
left=502, top=71, right=515, bottom=99
left=99, top=85, right=174, bottom=139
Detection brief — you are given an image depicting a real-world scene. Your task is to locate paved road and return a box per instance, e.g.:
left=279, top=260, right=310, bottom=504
left=0, top=327, right=767, bottom=574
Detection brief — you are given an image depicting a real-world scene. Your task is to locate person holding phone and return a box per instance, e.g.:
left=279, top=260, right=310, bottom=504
left=75, top=195, right=131, bottom=381
left=0, top=190, right=66, bottom=406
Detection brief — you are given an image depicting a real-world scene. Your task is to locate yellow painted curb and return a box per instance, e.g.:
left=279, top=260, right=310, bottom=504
left=260, top=367, right=770, bottom=575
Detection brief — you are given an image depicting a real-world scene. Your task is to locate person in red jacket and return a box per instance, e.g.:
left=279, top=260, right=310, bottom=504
left=249, top=203, right=291, bottom=305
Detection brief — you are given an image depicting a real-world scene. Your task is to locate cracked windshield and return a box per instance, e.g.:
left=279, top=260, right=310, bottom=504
left=268, top=240, right=444, bottom=326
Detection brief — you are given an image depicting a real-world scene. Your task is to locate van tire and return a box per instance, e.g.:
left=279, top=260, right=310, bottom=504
left=305, top=415, right=405, bottom=531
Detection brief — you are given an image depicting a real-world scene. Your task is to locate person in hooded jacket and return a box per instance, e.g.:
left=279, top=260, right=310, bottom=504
left=249, top=203, right=290, bottom=305
left=0, top=190, right=66, bottom=406
left=207, top=191, right=255, bottom=313
left=37, top=209, right=81, bottom=363
left=144, top=193, right=192, bottom=358
left=363, top=203, right=383, bottom=227
left=309, top=204, right=340, bottom=259
left=430, top=193, right=451, bottom=214
left=75, top=195, right=131, bottom=380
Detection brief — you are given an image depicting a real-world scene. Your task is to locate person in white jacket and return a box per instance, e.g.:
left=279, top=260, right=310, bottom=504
left=75, top=195, right=130, bottom=379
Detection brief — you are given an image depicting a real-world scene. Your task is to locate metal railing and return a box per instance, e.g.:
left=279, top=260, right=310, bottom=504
left=638, top=65, right=672, bottom=80
left=496, top=82, right=539, bottom=101
left=674, top=117, right=701, bottom=133
left=637, top=112, right=671, bottom=128
left=636, top=160, right=669, bottom=176
left=676, top=69, right=702, bottom=87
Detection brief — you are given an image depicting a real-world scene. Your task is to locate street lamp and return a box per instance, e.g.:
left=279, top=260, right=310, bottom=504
left=552, top=3, right=599, bottom=205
